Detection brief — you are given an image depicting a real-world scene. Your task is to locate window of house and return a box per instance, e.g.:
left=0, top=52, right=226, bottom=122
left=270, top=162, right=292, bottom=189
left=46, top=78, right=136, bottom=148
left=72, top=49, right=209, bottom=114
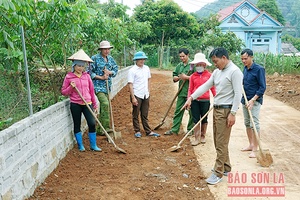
left=228, top=16, right=238, bottom=23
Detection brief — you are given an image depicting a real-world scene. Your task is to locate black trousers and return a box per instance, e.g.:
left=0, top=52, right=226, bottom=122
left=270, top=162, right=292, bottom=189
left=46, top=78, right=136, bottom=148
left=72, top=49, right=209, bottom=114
left=70, top=103, right=96, bottom=134
left=191, top=100, right=210, bottom=124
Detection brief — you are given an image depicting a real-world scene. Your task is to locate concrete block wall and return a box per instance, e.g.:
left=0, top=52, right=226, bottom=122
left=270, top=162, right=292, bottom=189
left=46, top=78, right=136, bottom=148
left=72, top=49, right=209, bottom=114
left=0, top=66, right=131, bottom=200
left=110, top=66, right=131, bottom=99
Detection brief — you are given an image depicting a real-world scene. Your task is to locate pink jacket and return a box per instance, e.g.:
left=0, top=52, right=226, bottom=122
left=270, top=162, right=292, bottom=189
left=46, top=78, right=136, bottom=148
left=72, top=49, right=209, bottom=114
left=188, top=70, right=216, bottom=100
left=61, top=72, right=98, bottom=109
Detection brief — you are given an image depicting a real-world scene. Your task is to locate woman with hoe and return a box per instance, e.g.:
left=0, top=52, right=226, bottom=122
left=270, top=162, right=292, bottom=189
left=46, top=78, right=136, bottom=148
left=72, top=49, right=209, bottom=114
left=61, top=49, right=101, bottom=152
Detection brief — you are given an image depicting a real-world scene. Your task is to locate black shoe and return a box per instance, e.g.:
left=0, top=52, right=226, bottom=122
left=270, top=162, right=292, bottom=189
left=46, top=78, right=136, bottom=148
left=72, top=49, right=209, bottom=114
left=164, top=130, right=174, bottom=135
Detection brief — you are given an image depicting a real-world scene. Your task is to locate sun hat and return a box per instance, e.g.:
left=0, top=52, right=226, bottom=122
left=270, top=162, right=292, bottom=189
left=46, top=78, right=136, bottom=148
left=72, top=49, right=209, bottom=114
left=190, top=53, right=212, bottom=66
left=98, top=40, right=113, bottom=50
left=68, top=49, right=93, bottom=63
left=133, top=51, right=148, bottom=61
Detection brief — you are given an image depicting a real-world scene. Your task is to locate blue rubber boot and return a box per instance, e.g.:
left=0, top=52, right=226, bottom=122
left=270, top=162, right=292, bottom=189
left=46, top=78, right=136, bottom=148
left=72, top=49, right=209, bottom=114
left=75, top=132, right=85, bottom=152
left=88, top=132, right=102, bottom=152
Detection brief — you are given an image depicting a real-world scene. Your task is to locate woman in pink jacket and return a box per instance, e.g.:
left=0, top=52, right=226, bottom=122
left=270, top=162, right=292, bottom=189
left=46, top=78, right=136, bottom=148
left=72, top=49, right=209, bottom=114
left=188, top=53, right=216, bottom=146
left=61, top=49, right=101, bottom=152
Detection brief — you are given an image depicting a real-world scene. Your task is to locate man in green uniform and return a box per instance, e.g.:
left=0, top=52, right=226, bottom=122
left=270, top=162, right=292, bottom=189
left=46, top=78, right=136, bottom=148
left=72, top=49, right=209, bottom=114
left=165, top=48, right=194, bottom=135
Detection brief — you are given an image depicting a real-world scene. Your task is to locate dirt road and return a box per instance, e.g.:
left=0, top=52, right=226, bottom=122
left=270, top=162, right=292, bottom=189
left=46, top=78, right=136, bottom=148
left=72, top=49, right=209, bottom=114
left=28, top=69, right=300, bottom=199
left=191, top=87, right=300, bottom=199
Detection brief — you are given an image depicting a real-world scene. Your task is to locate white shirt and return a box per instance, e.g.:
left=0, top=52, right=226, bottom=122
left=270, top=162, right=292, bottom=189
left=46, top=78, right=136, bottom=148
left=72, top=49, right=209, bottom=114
left=128, top=64, right=151, bottom=99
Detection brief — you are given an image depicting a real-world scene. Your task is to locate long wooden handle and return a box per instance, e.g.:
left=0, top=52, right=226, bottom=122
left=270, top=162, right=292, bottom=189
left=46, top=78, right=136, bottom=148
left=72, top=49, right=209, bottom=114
left=106, top=80, right=115, bottom=130
left=242, top=87, right=263, bottom=154
left=160, top=80, right=186, bottom=122
left=177, top=107, right=213, bottom=146
left=161, top=70, right=193, bottom=121
left=73, top=85, right=117, bottom=147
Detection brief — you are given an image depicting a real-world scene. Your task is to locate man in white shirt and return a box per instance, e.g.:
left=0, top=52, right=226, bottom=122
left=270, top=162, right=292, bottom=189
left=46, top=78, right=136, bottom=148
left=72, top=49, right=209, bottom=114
left=182, top=47, right=243, bottom=185
left=128, top=51, right=160, bottom=138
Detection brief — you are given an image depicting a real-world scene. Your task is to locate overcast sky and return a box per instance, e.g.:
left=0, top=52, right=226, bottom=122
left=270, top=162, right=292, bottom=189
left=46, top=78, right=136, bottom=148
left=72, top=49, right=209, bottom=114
left=100, top=0, right=216, bottom=15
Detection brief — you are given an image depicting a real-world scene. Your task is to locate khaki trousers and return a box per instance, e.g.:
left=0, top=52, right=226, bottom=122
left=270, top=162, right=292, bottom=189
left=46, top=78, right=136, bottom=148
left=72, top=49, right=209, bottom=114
left=213, top=108, right=232, bottom=178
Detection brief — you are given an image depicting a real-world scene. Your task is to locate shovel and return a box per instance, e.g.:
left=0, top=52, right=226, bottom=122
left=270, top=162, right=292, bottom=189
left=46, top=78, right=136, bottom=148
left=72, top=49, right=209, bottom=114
left=73, top=86, right=126, bottom=154
left=242, top=87, right=273, bottom=167
left=106, top=80, right=122, bottom=140
left=168, top=107, right=213, bottom=152
left=153, top=80, right=186, bottom=130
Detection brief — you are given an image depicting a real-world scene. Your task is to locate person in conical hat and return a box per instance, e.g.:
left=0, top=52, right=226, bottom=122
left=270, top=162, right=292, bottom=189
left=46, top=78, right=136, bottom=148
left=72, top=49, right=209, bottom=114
left=88, top=41, right=119, bottom=135
left=61, top=49, right=101, bottom=152
left=67, top=49, right=93, bottom=72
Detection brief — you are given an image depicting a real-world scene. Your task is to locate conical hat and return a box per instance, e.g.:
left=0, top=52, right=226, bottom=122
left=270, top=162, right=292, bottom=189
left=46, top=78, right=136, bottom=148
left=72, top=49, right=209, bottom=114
left=67, top=49, right=93, bottom=62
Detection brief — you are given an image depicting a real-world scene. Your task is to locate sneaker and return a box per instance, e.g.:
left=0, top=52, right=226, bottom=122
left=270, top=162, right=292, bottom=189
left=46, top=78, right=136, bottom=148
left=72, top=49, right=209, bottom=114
left=206, top=173, right=222, bottom=185
left=164, top=130, right=174, bottom=135
left=211, top=169, right=230, bottom=176
left=191, top=140, right=200, bottom=146
left=223, top=171, right=229, bottom=176
left=147, top=132, right=160, bottom=137
left=134, top=132, right=142, bottom=138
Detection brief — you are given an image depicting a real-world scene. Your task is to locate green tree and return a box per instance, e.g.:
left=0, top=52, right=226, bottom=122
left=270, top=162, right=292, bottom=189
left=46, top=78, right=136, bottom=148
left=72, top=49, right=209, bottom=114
left=257, top=0, right=285, bottom=25
left=282, top=35, right=300, bottom=51
left=0, top=0, right=149, bottom=105
left=132, top=0, right=200, bottom=46
left=290, top=0, right=300, bottom=37
left=100, top=0, right=129, bottom=19
left=0, top=0, right=32, bottom=70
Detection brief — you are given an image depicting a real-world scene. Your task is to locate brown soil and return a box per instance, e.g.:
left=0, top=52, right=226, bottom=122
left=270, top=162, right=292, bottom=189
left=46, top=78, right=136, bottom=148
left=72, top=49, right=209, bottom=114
left=28, top=70, right=300, bottom=200
left=265, top=73, right=300, bottom=111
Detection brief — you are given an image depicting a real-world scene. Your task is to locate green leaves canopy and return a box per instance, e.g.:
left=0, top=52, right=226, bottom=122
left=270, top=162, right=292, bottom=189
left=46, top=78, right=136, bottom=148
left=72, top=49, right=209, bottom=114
left=133, top=0, right=200, bottom=45
left=257, top=0, right=285, bottom=25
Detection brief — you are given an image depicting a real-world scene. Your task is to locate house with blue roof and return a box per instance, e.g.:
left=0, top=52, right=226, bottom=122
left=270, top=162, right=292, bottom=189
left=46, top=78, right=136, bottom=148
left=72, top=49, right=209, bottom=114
left=217, top=0, right=284, bottom=54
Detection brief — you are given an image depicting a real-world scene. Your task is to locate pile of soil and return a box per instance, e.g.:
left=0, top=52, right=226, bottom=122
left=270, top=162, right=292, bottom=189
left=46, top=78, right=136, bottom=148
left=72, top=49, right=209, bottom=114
left=265, top=73, right=300, bottom=111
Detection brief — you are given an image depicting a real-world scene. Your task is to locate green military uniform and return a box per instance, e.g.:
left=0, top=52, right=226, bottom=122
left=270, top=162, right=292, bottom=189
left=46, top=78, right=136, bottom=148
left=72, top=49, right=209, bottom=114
left=170, top=60, right=194, bottom=134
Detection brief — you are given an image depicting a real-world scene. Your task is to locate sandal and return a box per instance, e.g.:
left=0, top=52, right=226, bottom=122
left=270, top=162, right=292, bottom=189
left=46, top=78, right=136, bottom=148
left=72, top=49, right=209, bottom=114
left=134, top=132, right=142, bottom=138
left=164, top=130, right=174, bottom=135
left=147, top=132, right=160, bottom=137
left=200, top=136, right=206, bottom=144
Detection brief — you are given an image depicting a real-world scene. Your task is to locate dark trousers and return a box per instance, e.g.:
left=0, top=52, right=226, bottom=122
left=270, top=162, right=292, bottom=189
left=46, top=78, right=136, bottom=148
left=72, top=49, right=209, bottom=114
left=131, top=95, right=151, bottom=134
left=191, top=100, right=210, bottom=124
left=70, top=103, right=96, bottom=134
